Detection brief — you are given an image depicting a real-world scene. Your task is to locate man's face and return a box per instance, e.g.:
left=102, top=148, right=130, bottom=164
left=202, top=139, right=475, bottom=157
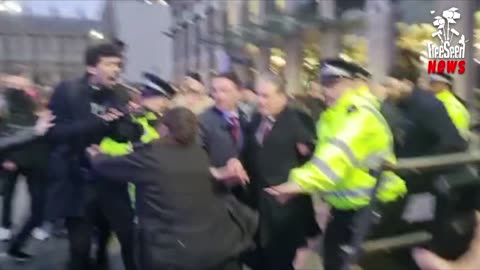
left=384, top=77, right=413, bottom=100
left=383, top=77, right=403, bottom=100
left=428, top=81, right=448, bottom=94
left=183, top=77, right=205, bottom=96
left=308, top=81, right=324, bottom=100
left=211, top=77, right=241, bottom=111
left=142, top=96, right=170, bottom=113
left=87, top=56, right=122, bottom=88
left=322, top=77, right=352, bottom=107
left=256, top=79, right=287, bottom=117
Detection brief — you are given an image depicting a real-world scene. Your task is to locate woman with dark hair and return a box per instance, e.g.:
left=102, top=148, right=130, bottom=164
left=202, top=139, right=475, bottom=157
left=87, top=107, right=253, bottom=270
left=0, top=93, right=54, bottom=259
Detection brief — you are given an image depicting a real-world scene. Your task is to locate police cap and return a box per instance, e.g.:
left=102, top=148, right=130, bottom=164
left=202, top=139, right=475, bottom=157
left=430, top=73, right=453, bottom=85
left=142, top=72, right=176, bottom=98
left=354, top=65, right=371, bottom=80
left=320, top=59, right=360, bottom=80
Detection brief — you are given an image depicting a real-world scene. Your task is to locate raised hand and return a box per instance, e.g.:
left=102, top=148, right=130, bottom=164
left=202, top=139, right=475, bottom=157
left=296, top=143, right=311, bottom=156
left=264, top=181, right=304, bottom=204
left=34, top=110, right=55, bottom=135
left=413, top=212, right=480, bottom=270
left=2, top=160, right=16, bottom=172
left=86, top=144, right=101, bottom=159
left=97, top=108, right=124, bottom=122
left=210, top=158, right=249, bottom=185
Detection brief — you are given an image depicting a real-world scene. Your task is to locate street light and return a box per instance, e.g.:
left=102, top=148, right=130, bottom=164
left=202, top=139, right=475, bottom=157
left=0, top=1, right=22, bottom=14
left=143, top=0, right=169, bottom=6
left=89, top=29, right=105, bottom=40
left=158, top=0, right=169, bottom=6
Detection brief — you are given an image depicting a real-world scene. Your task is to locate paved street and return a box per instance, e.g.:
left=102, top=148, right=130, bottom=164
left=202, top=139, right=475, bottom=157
left=0, top=179, right=323, bottom=270
left=0, top=179, right=124, bottom=270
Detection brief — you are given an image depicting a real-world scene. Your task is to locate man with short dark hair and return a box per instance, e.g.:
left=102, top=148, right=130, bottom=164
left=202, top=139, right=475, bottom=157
left=198, top=72, right=258, bottom=270
left=48, top=43, right=134, bottom=270
left=172, top=72, right=213, bottom=115
left=199, top=72, right=246, bottom=171
left=384, top=67, right=467, bottom=157
left=427, top=73, right=470, bottom=140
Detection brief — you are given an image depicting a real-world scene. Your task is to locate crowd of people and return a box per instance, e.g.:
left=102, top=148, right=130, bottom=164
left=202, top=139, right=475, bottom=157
left=0, top=40, right=477, bottom=270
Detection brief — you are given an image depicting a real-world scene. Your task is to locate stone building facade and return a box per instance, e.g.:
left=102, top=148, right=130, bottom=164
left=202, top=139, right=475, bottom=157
left=168, top=0, right=476, bottom=98
left=101, top=0, right=173, bottom=82
left=168, top=0, right=372, bottom=93
left=0, top=12, right=101, bottom=86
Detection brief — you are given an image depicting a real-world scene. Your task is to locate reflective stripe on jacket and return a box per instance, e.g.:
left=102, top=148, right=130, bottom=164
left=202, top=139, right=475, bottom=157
left=289, top=87, right=407, bottom=210
left=435, top=90, right=470, bottom=140
left=99, top=113, right=160, bottom=205
left=99, top=113, right=160, bottom=156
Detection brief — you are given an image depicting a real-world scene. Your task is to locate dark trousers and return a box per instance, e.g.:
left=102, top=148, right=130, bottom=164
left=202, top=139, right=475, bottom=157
left=250, top=245, right=297, bottom=270
left=6, top=168, right=47, bottom=252
left=65, top=187, right=114, bottom=270
left=65, top=182, right=136, bottom=270
left=209, top=259, right=242, bottom=270
left=97, top=180, right=137, bottom=270
left=324, top=209, right=365, bottom=270
left=247, top=217, right=304, bottom=270
left=247, top=232, right=298, bottom=270
left=66, top=213, right=109, bottom=270
left=2, top=171, right=19, bottom=228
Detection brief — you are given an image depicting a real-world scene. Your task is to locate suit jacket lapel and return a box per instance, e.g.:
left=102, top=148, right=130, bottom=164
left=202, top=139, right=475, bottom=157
left=256, top=108, right=288, bottom=147
left=213, top=107, right=246, bottom=150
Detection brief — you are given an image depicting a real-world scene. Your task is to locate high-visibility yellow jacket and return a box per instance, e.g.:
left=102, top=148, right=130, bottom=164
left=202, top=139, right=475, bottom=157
left=435, top=90, right=470, bottom=140
left=290, top=87, right=407, bottom=210
left=99, top=112, right=160, bottom=156
left=99, top=112, right=160, bottom=204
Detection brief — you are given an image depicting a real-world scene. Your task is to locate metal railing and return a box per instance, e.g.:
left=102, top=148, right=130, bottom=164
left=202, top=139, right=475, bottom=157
left=342, top=151, right=480, bottom=270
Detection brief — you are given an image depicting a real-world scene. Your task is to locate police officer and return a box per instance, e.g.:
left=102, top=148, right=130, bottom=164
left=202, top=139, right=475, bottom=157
left=428, top=73, right=470, bottom=140
left=264, top=59, right=407, bottom=270
left=95, top=73, right=174, bottom=270
left=352, top=64, right=371, bottom=92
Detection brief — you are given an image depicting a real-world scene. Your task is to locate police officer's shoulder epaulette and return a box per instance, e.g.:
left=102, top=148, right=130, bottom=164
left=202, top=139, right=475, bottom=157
left=347, top=105, right=358, bottom=114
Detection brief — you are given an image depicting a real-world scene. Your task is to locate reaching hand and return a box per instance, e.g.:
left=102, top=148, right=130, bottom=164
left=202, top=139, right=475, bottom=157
left=296, top=143, right=311, bottom=156
left=210, top=158, right=249, bottom=185
left=97, top=108, right=124, bottom=122
left=34, top=110, right=55, bottom=135
left=413, top=212, right=480, bottom=270
left=86, top=144, right=101, bottom=159
left=2, top=161, right=16, bottom=172
left=264, top=181, right=304, bottom=204
left=128, top=101, right=142, bottom=113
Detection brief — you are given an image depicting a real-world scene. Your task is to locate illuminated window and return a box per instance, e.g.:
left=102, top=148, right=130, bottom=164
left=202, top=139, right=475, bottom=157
left=227, top=1, right=238, bottom=26
left=275, top=0, right=286, bottom=11
left=248, top=0, right=259, bottom=21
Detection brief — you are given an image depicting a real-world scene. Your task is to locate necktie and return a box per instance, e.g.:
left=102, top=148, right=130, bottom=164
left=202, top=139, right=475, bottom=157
left=230, top=115, right=240, bottom=143
left=256, top=117, right=274, bottom=145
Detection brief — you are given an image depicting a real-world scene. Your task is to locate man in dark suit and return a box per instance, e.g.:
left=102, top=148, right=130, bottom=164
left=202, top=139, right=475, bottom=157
left=242, top=72, right=319, bottom=270
left=88, top=107, right=253, bottom=270
left=385, top=67, right=467, bottom=157
left=47, top=43, right=132, bottom=270
left=198, top=72, right=258, bottom=268
left=198, top=72, right=250, bottom=193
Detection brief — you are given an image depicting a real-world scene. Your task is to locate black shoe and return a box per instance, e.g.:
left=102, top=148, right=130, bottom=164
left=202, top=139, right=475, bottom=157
left=7, top=249, right=33, bottom=262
